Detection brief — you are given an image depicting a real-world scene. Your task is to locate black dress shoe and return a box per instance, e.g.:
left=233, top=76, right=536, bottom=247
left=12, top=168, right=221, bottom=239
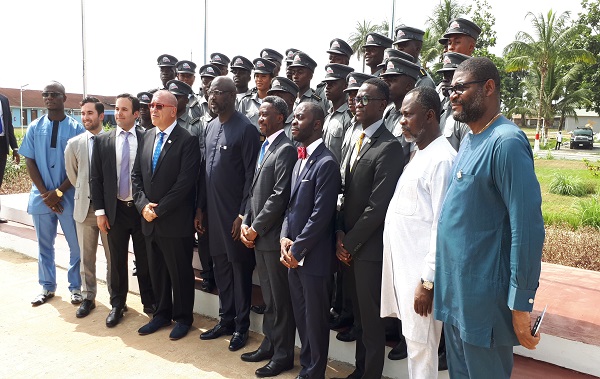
left=251, top=304, right=266, bottom=314
left=200, top=279, right=215, bottom=293
left=76, top=299, right=96, bottom=318
left=106, top=306, right=125, bottom=327
left=255, top=360, right=294, bottom=377
left=387, top=338, right=408, bottom=360
left=138, top=316, right=172, bottom=335
left=200, top=323, right=234, bottom=340
left=329, top=316, right=353, bottom=330
left=169, top=322, right=191, bottom=340
left=241, top=348, right=273, bottom=362
left=228, top=331, right=249, bottom=351
left=0, top=218, right=7, bottom=223
left=336, top=326, right=358, bottom=342
left=332, top=370, right=363, bottom=379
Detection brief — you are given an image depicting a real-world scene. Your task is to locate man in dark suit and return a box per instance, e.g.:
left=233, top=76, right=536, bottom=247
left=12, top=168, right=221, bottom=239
left=334, top=78, right=405, bottom=379
left=90, top=94, right=155, bottom=327
left=132, top=90, right=200, bottom=340
left=239, top=96, right=297, bottom=377
left=0, top=93, right=19, bottom=223
left=280, top=102, right=341, bottom=379
left=197, top=77, right=260, bottom=352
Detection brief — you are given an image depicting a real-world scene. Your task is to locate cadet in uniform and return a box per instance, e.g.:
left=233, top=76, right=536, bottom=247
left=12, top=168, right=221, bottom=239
left=197, top=64, right=221, bottom=133
left=176, top=60, right=203, bottom=124
left=289, top=52, right=328, bottom=113
left=314, top=38, right=355, bottom=106
left=322, top=63, right=354, bottom=163
left=230, top=55, right=254, bottom=99
left=259, top=48, right=284, bottom=77
left=377, top=48, right=416, bottom=74
left=157, top=54, right=178, bottom=89
left=284, top=48, right=300, bottom=80
left=438, top=52, right=471, bottom=151
left=166, top=80, right=202, bottom=146
left=210, top=52, right=231, bottom=77
left=237, top=58, right=276, bottom=132
left=136, top=92, right=154, bottom=130
left=392, top=25, right=436, bottom=89
left=440, top=18, right=481, bottom=56
left=381, top=57, right=421, bottom=162
left=267, top=76, right=300, bottom=145
left=363, top=32, right=393, bottom=76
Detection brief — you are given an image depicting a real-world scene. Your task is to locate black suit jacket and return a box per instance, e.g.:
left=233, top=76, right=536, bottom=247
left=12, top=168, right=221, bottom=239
left=0, top=94, right=18, bottom=154
left=132, top=124, right=201, bottom=237
left=338, top=122, right=405, bottom=261
left=244, top=132, right=297, bottom=252
left=90, top=128, right=145, bottom=226
left=281, top=143, right=340, bottom=277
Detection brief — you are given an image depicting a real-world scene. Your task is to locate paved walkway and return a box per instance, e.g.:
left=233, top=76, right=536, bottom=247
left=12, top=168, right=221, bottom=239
left=0, top=248, right=356, bottom=379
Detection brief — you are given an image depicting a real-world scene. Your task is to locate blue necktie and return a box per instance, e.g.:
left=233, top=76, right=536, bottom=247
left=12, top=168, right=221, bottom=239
left=257, top=139, right=269, bottom=168
left=119, top=131, right=130, bottom=199
left=152, top=132, right=165, bottom=173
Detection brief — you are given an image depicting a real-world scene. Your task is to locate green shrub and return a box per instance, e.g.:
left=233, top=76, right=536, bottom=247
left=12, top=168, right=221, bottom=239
left=577, top=195, right=600, bottom=229
left=549, top=173, right=596, bottom=196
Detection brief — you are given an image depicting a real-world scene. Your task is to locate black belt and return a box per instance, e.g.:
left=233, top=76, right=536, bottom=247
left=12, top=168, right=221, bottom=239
left=118, top=200, right=135, bottom=207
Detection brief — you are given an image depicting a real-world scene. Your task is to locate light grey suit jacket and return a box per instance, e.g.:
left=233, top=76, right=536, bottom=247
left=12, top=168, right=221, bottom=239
left=65, top=132, right=94, bottom=223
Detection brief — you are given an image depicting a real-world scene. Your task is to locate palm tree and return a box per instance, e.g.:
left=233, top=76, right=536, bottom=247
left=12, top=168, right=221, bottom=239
left=348, top=20, right=387, bottom=72
left=422, top=0, right=470, bottom=68
left=503, top=10, right=595, bottom=136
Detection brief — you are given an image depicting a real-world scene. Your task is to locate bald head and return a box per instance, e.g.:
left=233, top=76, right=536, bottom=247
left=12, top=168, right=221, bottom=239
left=150, top=90, right=178, bottom=130
left=211, top=76, right=236, bottom=92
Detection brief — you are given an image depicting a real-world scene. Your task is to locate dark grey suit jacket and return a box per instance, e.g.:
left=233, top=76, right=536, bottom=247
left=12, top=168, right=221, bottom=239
left=338, top=121, right=405, bottom=261
left=90, top=128, right=145, bottom=227
left=244, top=131, right=297, bottom=252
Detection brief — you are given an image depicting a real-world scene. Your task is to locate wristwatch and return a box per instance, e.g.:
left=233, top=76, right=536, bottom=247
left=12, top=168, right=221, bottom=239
left=421, top=278, right=434, bottom=291
left=55, top=189, right=63, bottom=198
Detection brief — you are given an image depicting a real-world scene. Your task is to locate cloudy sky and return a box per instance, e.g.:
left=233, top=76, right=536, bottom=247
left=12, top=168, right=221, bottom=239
left=2, top=0, right=583, bottom=96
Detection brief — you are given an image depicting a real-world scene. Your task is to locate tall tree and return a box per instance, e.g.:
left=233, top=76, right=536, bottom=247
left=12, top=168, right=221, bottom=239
left=504, top=10, right=595, bottom=135
left=469, top=0, right=497, bottom=56
left=575, top=0, right=600, bottom=114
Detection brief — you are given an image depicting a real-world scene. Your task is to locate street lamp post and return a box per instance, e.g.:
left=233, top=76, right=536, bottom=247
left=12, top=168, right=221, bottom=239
left=20, top=84, right=29, bottom=134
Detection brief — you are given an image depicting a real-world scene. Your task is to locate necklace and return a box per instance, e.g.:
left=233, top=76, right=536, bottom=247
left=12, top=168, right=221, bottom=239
left=474, top=113, right=502, bottom=135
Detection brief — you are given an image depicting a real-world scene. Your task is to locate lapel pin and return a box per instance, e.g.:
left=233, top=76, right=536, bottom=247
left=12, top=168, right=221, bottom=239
left=168, top=140, right=172, bottom=144
left=309, top=159, right=314, bottom=164
left=457, top=170, right=462, bottom=179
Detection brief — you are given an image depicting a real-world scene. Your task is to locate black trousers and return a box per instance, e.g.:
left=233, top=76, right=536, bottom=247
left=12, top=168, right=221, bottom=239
left=146, top=233, right=195, bottom=325
left=106, top=200, right=154, bottom=308
left=212, top=253, right=255, bottom=333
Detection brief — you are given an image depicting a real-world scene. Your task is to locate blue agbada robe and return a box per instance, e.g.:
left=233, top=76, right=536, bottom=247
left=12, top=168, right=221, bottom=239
left=19, top=115, right=84, bottom=214
left=434, top=116, right=545, bottom=348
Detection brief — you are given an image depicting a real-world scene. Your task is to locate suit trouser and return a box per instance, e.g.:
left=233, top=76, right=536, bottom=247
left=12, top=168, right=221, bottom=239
left=0, top=149, right=6, bottom=214
left=444, top=323, right=513, bottom=379
left=288, top=268, right=330, bottom=379
left=255, top=249, right=295, bottom=366
left=32, top=212, right=81, bottom=292
left=212, top=253, right=255, bottom=333
left=146, top=234, right=195, bottom=325
left=106, top=201, right=154, bottom=308
left=197, top=220, right=214, bottom=281
left=404, top=317, right=443, bottom=379
left=350, top=259, right=386, bottom=379
left=76, top=205, right=112, bottom=300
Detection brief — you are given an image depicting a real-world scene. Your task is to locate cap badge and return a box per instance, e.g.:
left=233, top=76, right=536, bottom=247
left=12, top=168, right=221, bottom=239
left=287, top=51, right=294, bottom=58
left=213, top=54, right=222, bottom=62
left=348, top=77, right=357, bottom=85
left=162, top=57, right=170, bottom=63
left=234, top=58, right=243, bottom=65
left=142, top=95, right=150, bottom=101
left=331, top=41, right=340, bottom=49
left=294, top=55, right=301, bottom=62
left=387, top=61, right=395, bottom=70
left=207, top=67, right=215, bottom=73
left=170, top=83, right=178, bottom=90
left=272, top=80, right=281, bottom=87
left=256, top=60, right=265, bottom=68
left=366, top=35, right=375, bottom=43
left=262, top=51, right=268, bottom=58
left=396, top=30, right=405, bottom=38
left=450, top=21, right=460, bottom=29
left=183, top=63, right=191, bottom=69
left=443, top=56, right=452, bottom=64
left=326, top=67, right=334, bottom=74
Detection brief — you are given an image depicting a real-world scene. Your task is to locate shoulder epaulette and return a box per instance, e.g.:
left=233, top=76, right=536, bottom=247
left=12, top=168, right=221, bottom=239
left=316, top=81, right=326, bottom=88
left=419, top=68, right=427, bottom=78
left=311, top=93, right=322, bottom=101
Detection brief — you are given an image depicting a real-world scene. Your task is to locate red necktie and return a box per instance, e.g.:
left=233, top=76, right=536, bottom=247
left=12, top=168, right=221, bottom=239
left=297, top=146, right=307, bottom=159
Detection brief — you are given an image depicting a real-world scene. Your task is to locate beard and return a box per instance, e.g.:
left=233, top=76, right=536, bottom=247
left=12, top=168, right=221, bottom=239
left=402, top=127, right=425, bottom=143
left=452, top=88, right=485, bottom=124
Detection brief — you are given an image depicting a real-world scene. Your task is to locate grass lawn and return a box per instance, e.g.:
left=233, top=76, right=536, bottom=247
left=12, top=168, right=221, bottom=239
left=535, top=159, right=599, bottom=226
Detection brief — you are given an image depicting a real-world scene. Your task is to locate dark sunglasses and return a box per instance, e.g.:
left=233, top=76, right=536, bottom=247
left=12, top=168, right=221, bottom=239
left=354, top=95, right=386, bottom=106
left=42, top=92, right=64, bottom=98
left=442, top=79, right=489, bottom=97
left=149, top=102, right=177, bottom=110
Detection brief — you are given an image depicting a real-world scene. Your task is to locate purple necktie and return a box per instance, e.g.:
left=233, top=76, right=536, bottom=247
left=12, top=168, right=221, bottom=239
left=119, top=131, right=130, bottom=199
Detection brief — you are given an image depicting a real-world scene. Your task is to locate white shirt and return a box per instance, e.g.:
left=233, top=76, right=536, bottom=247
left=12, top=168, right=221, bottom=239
left=116, top=126, right=137, bottom=201
left=86, top=130, right=95, bottom=165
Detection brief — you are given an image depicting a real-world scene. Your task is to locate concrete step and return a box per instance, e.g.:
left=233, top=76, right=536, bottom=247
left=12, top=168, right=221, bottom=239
left=2, top=193, right=598, bottom=378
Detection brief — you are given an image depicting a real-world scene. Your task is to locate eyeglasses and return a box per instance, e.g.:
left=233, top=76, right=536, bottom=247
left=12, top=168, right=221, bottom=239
left=149, top=102, right=177, bottom=110
left=207, top=90, right=231, bottom=97
left=442, top=79, right=489, bottom=97
left=42, top=92, right=64, bottom=98
left=354, top=95, right=386, bottom=106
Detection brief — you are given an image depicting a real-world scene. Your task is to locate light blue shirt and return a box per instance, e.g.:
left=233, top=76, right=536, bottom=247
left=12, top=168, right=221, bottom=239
left=434, top=116, right=545, bottom=348
left=19, top=114, right=84, bottom=214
